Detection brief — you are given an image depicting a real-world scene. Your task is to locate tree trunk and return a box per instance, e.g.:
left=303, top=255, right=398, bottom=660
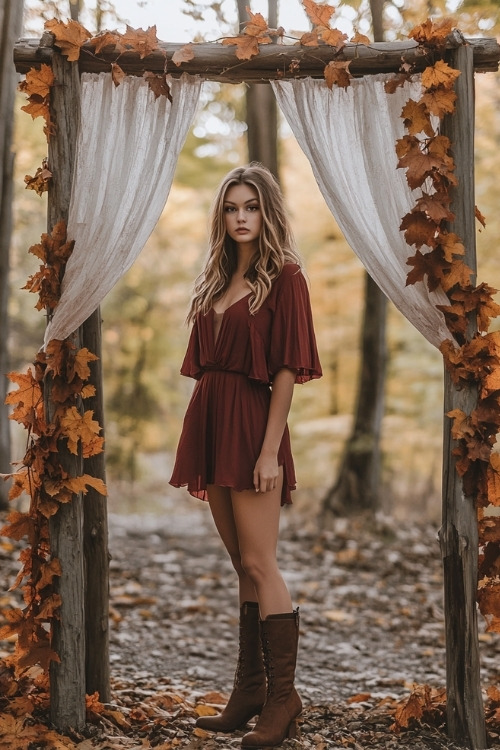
left=237, top=0, right=279, bottom=178
left=0, top=0, right=24, bottom=510
left=82, top=307, right=110, bottom=702
left=321, top=1, right=387, bottom=519
left=438, top=43, right=487, bottom=749
left=322, top=274, right=387, bottom=516
left=46, top=46, right=86, bottom=732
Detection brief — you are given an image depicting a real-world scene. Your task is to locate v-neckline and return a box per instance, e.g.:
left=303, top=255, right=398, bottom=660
left=212, top=292, right=251, bottom=347
left=212, top=291, right=251, bottom=317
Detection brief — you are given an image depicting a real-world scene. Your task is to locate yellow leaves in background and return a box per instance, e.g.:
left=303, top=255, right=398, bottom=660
left=18, top=64, right=54, bottom=137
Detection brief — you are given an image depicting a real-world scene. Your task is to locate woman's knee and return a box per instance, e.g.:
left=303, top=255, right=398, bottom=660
left=228, top=550, right=246, bottom=578
left=239, top=552, right=277, bottom=586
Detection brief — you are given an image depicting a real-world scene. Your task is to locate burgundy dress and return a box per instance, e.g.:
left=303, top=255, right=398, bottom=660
left=169, top=263, right=322, bottom=505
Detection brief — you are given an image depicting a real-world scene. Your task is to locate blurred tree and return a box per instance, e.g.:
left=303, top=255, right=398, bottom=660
left=0, top=0, right=24, bottom=510
left=236, top=0, right=279, bottom=178
left=322, top=0, right=388, bottom=520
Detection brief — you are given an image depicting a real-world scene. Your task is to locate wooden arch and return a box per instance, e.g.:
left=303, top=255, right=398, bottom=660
left=13, top=32, right=500, bottom=749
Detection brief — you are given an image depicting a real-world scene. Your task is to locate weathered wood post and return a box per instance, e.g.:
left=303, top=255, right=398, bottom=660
left=46, top=41, right=86, bottom=731
left=439, top=41, right=487, bottom=749
left=82, top=306, right=110, bottom=702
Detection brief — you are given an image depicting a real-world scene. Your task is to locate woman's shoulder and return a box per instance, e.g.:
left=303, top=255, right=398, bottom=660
left=274, top=262, right=303, bottom=287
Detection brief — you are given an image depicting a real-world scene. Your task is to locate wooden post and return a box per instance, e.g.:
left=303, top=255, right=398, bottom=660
left=46, top=46, right=86, bottom=732
left=82, top=306, right=110, bottom=702
left=439, top=43, right=487, bottom=749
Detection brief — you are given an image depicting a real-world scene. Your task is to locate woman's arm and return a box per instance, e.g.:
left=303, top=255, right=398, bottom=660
left=253, top=367, right=296, bottom=493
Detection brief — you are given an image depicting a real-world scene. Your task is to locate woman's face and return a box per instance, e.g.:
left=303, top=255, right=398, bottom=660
left=223, top=183, right=263, bottom=248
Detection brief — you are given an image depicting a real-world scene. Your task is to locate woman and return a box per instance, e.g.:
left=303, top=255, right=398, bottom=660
left=169, top=164, right=322, bottom=747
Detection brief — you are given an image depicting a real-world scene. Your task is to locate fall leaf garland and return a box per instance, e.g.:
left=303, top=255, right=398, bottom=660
left=1, top=219, right=106, bottom=679
left=388, top=18, right=500, bottom=630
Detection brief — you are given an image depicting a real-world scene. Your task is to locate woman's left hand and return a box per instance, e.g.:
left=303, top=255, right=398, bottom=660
left=253, top=450, right=279, bottom=493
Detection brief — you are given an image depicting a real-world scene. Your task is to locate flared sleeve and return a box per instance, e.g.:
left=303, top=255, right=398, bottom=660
left=268, top=264, right=322, bottom=384
left=180, top=318, right=203, bottom=380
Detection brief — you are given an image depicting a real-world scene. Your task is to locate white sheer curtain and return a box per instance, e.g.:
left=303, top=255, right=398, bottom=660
left=272, top=75, right=452, bottom=349
left=44, top=72, right=202, bottom=346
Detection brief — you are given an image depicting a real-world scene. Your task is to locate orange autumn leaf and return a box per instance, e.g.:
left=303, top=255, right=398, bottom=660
left=475, top=205, right=486, bottom=228
left=421, top=87, right=457, bottom=117
left=421, top=60, right=461, bottom=91
left=321, top=28, right=348, bottom=47
left=415, top=192, right=454, bottom=224
left=449, top=284, right=500, bottom=333
left=71, top=347, right=99, bottom=382
left=111, top=62, right=126, bottom=87
left=64, top=474, right=108, bottom=497
left=406, top=248, right=445, bottom=291
left=440, top=258, right=474, bottom=293
left=87, top=30, right=122, bottom=55
left=18, top=64, right=54, bottom=99
left=385, top=73, right=411, bottom=94
left=222, top=34, right=262, bottom=60
left=0, top=511, right=36, bottom=543
left=324, top=60, right=351, bottom=89
left=24, top=162, right=52, bottom=196
left=488, top=453, right=500, bottom=507
left=44, top=18, right=92, bottom=61
left=36, top=559, right=62, bottom=591
left=244, top=8, right=270, bottom=37
left=399, top=211, right=438, bottom=249
left=119, top=25, right=162, bottom=58
left=350, top=31, right=371, bottom=45
left=437, top=231, right=465, bottom=262
left=58, top=408, right=102, bottom=455
left=401, top=99, right=434, bottom=137
left=5, top=369, right=43, bottom=426
left=409, top=17, right=454, bottom=47
left=0, top=608, right=24, bottom=640
left=303, top=0, right=335, bottom=27
left=477, top=580, right=500, bottom=633
left=81, top=384, right=96, bottom=399
left=82, top=434, right=105, bottom=458
left=300, top=30, right=319, bottom=46
left=16, top=639, right=60, bottom=673
left=172, top=43, right=195, bottom=66
left=447, top=408, right=475, bottom=441
left=143, top=71, right=172, bottom=101
left=397, top=140, right=444, bottom=190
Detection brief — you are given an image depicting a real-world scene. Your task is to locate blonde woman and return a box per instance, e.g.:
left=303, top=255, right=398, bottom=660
left=170, top=164, right=322, bottom=747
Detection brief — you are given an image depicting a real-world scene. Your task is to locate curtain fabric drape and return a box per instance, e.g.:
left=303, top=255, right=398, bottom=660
left=43, top=72, right=202, bottom=347
left=272, top=75, right=452, bottom=349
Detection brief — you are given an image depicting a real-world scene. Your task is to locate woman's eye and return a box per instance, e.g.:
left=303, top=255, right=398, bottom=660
left=224, top=206, right=236, bottom=212
left=247, top=205, right=259, bottom=211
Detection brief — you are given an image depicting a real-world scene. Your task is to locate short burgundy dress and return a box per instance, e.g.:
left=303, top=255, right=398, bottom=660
left=169, top=263, right=322, bottom=505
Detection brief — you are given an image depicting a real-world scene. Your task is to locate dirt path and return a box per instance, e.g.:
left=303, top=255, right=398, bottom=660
left=2, top=496, right=500, bottom=748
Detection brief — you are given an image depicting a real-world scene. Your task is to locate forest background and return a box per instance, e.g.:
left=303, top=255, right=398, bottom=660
left=6, top=0, right=500, bottom=523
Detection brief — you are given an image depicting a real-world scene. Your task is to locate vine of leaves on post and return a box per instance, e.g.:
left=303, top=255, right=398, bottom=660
left=387, top=17, right=500, bottom=630
left=3, top=0, right=500, bottom=701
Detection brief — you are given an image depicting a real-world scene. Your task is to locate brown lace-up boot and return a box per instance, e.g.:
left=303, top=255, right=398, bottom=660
left=196, top=601, right=266, bottom=732
left=241, top=609, right=302, bottom=748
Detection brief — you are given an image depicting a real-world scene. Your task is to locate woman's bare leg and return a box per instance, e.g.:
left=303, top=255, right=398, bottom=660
left=231, top=469, right=292, bottom=618
left=207, top=484, right=257, bottom=604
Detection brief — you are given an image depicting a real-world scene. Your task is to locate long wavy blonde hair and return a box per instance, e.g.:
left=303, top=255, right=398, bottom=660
left=187, top=163, right=302, bottom=323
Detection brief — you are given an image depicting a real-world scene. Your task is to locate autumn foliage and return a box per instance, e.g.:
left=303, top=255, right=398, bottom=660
left=385, top=17, right=500, bottom=631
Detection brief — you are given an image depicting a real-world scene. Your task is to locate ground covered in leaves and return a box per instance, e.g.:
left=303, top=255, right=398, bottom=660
left=2, top=494, right=500, bottom=749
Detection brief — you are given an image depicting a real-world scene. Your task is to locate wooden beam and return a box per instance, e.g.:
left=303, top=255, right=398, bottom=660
left=13, top=35, right=500, bottom=79
left=439, top=44, right=487, bottom=750
left=46, top=49, right=86, bottom=732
